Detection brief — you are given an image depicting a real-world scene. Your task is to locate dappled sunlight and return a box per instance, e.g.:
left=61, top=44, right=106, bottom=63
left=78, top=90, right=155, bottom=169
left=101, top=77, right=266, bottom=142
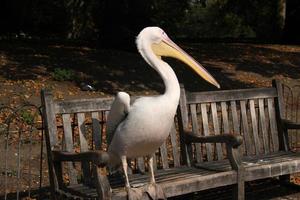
left=1, top=40, right=300, bottom=104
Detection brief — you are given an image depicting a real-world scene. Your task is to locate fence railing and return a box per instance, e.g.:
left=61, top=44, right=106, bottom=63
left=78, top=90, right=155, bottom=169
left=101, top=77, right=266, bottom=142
left=1, top=82, right=300, bottom=199
left=0, top=102, right=49, bottom=200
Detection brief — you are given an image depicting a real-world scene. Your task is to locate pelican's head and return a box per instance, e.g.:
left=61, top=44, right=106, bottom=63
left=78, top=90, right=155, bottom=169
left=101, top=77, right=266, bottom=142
left=136, top=27, right=220, bottom=88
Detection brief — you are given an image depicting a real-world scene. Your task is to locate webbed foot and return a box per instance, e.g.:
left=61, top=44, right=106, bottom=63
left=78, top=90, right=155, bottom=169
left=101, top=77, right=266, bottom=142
left=145, top=183, right=166, bottom=200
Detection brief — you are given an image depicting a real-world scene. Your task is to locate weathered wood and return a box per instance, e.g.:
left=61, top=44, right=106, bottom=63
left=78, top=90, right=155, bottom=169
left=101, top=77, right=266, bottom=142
left=201, top=103, right=213, bottom=161
left=240, top=100, right=253, bottom=155
left=77, top=113, right=91, bottom=184
left=221, top=102, right=230, bottom=134
left=41, top=90, right=59, bottom=197
left=249, top=99, right=261, bottom=155
left=93, top=166, right=112, bottom=200
left=178, top=84, right=191, bottom=166
left=267, top=98, right=279, bottom=151
left=170, top=124, right=180, bottom=167
left=43, top=80, right=299, bottom=200
left=137, top=157, right=145, bottom=173
left=54, top=98, right=114, bottom=114
left=160, top=141, right=169, bottom=169
left=234, top=167, right=245, bottom=200
left=62, top=114, right=78, bottom=184
left=273, top=80, right=290, bottom=151
left=186, top=88, right=277, bottom=104
left=273, top=80, right=285, bottom=120
left=52, top=150, right=109, bottom=166
left=112, top=167, right=238, bottom=199
left=258, top=99, right=269, bottom=154
left=190, top=104, right=203, bottom=162
left=211, top=102, right=223, bottom=160
left=221, top=102, right=230, bottom=159
left=91, top=112, right=101, bottom=150
left=230, top=101, right=240, bottom=135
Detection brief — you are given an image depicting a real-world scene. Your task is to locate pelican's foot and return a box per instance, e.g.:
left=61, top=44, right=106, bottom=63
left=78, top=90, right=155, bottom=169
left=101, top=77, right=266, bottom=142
left=145, top=183, right=166, bottom=200
left=126, top=187, right=143, bottom=200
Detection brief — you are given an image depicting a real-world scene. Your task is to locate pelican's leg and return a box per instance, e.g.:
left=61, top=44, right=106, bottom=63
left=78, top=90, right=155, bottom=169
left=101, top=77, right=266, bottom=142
left=148, top=156, right=155, bottom=184
left=146, top=156, right=166, bottom=200
left=121, top=156, right=142, bottom=200
left=121, top=155, right=130, bottom=188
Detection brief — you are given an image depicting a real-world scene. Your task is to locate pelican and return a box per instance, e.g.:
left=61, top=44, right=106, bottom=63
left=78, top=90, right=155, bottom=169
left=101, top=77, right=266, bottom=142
left=106, top=27, right=220, bottom=199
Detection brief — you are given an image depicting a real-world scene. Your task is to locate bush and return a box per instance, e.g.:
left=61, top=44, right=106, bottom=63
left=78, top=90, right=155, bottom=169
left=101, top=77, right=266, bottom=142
left=51, top=68, right=75, bottom=81
left=20, top=110, right=34, bottom=125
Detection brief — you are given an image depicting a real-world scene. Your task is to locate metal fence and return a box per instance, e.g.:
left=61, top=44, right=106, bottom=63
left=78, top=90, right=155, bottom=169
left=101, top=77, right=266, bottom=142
left=0, top=102, right=49, bottom=200
left=1, top=82, right=300, bottom=200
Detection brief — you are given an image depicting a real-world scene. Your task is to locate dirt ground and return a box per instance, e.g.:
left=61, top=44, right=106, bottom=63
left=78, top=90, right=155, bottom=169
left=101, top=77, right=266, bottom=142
left=1, top=39, right=300, bottom=107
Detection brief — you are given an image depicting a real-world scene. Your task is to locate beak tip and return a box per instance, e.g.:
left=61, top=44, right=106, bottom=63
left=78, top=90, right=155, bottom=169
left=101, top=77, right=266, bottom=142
left=214, top=82, right=221, bottom=89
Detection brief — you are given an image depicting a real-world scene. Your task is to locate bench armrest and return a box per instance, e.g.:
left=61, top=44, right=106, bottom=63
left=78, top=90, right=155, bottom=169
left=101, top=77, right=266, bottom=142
left=184, top=131, right=243, bottom=171
left=52, top=150, right=112, bottom=198
left=184, top=131, right=243, bottom=148
left=52, top=150, right=110, bottom=167
left=282, top=119, right=300, bottom=130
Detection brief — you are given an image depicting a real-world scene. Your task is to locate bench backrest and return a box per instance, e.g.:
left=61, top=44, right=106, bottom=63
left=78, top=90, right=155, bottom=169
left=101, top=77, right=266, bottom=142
left=177, top=80, right=286, bottom=165
left=41, top=90, right=181, bottom=190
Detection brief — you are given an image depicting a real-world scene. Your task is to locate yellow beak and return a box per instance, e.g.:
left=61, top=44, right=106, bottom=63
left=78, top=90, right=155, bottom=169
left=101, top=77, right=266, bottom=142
left=152, top=37, right=220, bottom=88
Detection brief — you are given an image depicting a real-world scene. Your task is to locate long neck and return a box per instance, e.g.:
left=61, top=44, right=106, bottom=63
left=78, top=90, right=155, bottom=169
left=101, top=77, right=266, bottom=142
left=140, top=43, right=180, bottom=103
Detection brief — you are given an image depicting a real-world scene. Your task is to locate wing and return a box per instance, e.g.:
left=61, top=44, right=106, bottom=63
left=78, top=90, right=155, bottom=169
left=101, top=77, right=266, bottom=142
left=106, top=92, right=130, bottom=146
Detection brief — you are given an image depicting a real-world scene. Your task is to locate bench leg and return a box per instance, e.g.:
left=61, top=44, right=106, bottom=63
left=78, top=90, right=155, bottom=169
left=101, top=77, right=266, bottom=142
left=234, top=168, right=245, bottom=200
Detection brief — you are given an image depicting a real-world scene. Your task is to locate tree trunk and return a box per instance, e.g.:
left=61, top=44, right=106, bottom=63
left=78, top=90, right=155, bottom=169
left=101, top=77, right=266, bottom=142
left=278, top=0, right=286, bottom=31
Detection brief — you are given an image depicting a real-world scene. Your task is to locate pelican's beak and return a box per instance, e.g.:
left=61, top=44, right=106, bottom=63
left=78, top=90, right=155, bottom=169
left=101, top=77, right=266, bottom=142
left=152, top=36, right=220, bottom=88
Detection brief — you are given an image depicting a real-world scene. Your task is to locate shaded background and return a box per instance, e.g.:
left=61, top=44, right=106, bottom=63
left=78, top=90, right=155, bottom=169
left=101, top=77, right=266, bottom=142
left=0, top=0, right=299, bottom=47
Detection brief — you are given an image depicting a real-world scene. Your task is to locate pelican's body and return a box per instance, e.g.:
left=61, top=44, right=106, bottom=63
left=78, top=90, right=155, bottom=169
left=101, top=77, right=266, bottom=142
left=110, top=94, right=178, bottom=158
left=106, top=27, right=219, bottom=199
left=108, top=63, right=179, bottom=160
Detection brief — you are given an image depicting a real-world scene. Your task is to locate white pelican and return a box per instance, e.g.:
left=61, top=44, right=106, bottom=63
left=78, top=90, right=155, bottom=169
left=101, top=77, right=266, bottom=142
left=106, top=27, right=220, bottom=199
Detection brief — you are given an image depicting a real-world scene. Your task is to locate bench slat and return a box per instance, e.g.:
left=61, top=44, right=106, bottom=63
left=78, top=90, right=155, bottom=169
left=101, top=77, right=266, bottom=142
left=91, top=112, right=101, bottom=150
left=62, top=114, right=78, bottom=184
left=137, top=157, right=145, bottom=173
left=250, top=99, right=261, bottom=155
left=186, top=88, right=277, bottom=104
left=230, top=101, right=240, bottom=135
left=258, top=99, right=269, bottom=154
left=54, top=98, right=113, bottom=114
left=240, top=100, right=253, bottom=155
left=211, top=102, right=223, bottom=160
left=77, top=113, right=91, bottom=184
left=170, top=123, right=180, bottom=167
left=160, top=141, right=169, bottom=169
left=267, top=98, right=279, bottom=152
left=201, top=104, right=213, bottom=161
left=221, top=102, right=230, bottom=134
left=190, top=104, right=203, bottom=162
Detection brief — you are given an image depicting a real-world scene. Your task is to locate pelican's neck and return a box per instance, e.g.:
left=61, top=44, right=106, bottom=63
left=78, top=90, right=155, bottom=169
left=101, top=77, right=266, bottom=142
left=139, top=43, right=180, bottom=103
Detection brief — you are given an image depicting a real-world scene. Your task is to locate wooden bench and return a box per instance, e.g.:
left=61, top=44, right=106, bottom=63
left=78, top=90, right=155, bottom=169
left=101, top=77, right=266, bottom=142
left=178, top=79, right=300, bottom=199
left=41, top=80, right=300, bottom=200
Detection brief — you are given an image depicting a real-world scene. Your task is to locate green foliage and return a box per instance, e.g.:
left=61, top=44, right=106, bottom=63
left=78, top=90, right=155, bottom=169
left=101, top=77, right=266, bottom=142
left=176, top=0, right=257, bottom=38
left=20, top=110, right=34, bottom=125
left=0, top=0, right=290, bottom=40
left=51, top=68, right=75, bottom=81
left=150, top=0, right=189, bottom=36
